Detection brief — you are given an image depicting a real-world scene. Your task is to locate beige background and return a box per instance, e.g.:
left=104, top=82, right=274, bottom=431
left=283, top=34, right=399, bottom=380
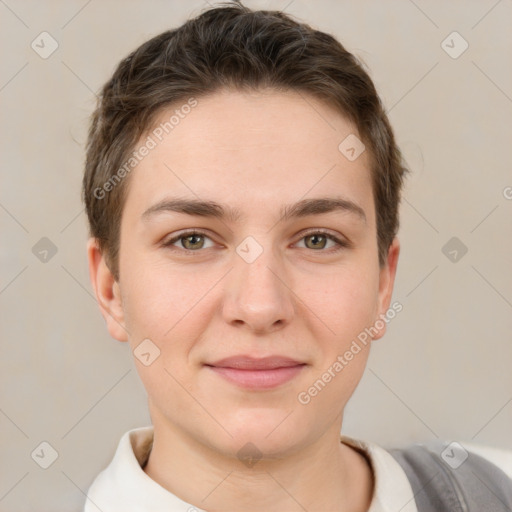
left=1, top=0, right=511, bottom=510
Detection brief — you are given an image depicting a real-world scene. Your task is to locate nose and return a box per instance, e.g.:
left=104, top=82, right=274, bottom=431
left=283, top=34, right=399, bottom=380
left=221, top=244, right=295, bottom=334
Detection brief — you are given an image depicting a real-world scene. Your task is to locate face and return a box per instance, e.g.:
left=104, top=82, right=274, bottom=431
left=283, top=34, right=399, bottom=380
left=89, top=88, right=399, bottom=459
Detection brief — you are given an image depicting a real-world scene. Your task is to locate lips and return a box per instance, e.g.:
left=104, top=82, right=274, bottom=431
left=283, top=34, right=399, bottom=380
left=205, top=356, right=306, bottom=389
left=208, top=355, right=304, bottom=370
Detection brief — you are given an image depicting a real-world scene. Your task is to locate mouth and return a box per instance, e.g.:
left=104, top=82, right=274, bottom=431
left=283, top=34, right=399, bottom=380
left=204, top=356, right=307, bottom=390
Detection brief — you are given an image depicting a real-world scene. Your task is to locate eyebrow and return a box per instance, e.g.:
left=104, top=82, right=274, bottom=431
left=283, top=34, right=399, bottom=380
left=141, top=196, right=367, bottom=224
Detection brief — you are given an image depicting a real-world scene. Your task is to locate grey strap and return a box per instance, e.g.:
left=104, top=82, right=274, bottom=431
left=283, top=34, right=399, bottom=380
left=389, top=441, right=512, bottom=512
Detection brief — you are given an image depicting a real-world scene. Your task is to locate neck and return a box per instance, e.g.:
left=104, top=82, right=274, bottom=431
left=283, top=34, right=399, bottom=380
left=143, top=415, right=374, bottom=512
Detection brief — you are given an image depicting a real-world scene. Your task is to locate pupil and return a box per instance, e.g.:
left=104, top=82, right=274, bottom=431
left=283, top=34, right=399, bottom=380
left=308, top=234, right=326, bottom=249
left=185, top=234, right=202, bottom=248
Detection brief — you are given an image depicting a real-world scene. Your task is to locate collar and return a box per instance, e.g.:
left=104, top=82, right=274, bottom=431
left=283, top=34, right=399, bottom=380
left=84, top=426, right=417, bottom=512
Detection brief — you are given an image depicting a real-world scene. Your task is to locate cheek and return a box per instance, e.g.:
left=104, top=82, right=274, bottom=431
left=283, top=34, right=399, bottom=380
left=294, top=269, right=379, bottom=417
left=121, top=247, right=381, bottom=351
left=120, top=257, right=218, bottom=352
left=302, top=263, right=380, bottom=347
left=119, top=265, right=208, bottom=402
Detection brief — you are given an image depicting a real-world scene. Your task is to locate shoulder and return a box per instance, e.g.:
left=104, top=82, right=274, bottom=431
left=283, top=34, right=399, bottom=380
left=461, top=441, right=512, bottom=480
left=389, top=439, right=512, bottom=510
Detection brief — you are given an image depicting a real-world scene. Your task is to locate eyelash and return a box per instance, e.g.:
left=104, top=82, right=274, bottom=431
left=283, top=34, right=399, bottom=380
left=162, top=229, right=349, bottom=255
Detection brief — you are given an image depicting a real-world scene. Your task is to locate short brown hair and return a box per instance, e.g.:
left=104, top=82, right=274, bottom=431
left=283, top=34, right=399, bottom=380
left=83, top=2, right=408, bottom=281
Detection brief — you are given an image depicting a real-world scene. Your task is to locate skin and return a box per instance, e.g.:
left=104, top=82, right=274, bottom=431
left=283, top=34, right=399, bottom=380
left=88, top=88, right=400, bottom=512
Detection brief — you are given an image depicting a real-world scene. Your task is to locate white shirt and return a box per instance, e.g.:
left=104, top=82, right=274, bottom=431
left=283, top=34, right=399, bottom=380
left=83, top=426, right=512, bottom=512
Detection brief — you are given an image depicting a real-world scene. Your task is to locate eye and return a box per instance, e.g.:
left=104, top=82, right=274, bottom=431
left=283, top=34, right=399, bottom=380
left=163, top=230, right=215, bottom=251
left=296, top=230, right=348, bottom=252
left=162, top=229, right=349, bottom=254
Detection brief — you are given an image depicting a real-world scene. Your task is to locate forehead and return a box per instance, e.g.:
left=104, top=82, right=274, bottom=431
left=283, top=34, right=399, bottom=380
left=123, top=89, right=374, bottom=225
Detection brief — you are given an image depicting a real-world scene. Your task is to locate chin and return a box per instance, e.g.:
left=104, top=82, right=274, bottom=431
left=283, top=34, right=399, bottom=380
left=214, top=407, right=305, bottom=456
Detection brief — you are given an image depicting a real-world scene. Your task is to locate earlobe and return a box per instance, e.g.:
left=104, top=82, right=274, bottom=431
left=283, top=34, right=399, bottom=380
left=372, top=237, right=400, bottom=341
left=86, top=238, right=129, bottom=342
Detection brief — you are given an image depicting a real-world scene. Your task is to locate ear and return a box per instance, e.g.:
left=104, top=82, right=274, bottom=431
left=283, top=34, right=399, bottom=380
left=86, top=237, right=129, bottom=342
left=372, top=237, right=400, bottom=341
